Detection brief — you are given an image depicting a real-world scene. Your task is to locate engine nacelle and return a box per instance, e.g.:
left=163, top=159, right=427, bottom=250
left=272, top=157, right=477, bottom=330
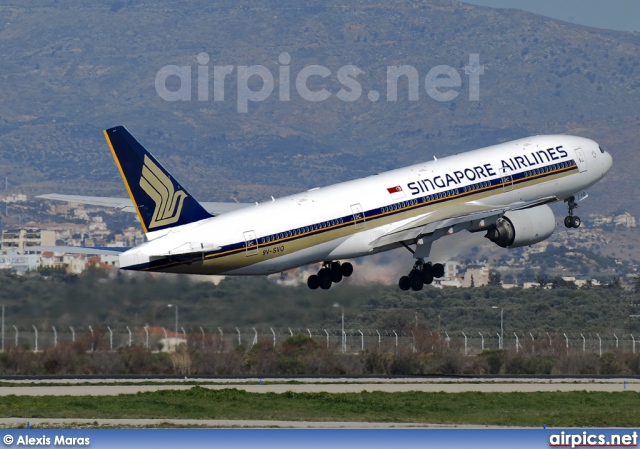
left=485, top=204, right=556, bottom=248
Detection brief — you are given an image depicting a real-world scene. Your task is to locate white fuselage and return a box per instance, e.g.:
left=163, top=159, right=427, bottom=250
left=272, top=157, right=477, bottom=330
left=119, top=135, right=612, bottom=275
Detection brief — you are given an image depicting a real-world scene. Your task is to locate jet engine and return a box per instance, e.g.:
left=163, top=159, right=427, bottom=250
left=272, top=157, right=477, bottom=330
left=485, top=204, right=556, bottom=248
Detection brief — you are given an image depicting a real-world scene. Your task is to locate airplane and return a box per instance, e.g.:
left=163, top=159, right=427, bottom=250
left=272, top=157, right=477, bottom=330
left=39, top=126, right=612, bottom=291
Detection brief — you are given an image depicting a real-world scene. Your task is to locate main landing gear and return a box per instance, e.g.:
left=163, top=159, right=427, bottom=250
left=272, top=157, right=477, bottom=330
left=398, top=260, right=445, bottom=291
left=307, top=261, right=354, bottom=290
left=564, top=196, right=581, bottom=229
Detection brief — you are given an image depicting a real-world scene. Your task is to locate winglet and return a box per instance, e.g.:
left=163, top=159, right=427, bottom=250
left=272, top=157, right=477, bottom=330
left=104, top=126, right=211, bottom=235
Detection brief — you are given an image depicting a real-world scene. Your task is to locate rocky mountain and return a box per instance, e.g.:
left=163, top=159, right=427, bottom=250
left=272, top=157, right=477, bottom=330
left=0, top=0, right=638, bottom=216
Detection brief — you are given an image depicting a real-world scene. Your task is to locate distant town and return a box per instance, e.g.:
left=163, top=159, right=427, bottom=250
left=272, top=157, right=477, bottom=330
left=0, top=192, right=637, bottom=288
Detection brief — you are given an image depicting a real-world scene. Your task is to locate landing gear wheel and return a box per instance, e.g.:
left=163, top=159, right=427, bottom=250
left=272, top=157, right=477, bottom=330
left=564, top=216, right=573, bottom=228
left=307, top=275, right=319, bottom=290
left=319, top=275, right=332, bottom=290
left=340, top=262, right=353, bottom=277
left=331, top=270, right=343, bottom=283
left=410, top=276, right=424, bottom=291
left=432, top=263, right=445, bottom=279
left=399, top=276, right=411, bottom=291
left=571, top=215, right=581, bottom=228
left=565, top=196, right=581, bottom=229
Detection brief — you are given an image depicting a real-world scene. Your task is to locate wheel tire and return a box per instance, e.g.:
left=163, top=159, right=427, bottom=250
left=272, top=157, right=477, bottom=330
left=432, top=263, right=445, bottom=278
left=410, top=276, right=424, bottom=291
left=571, top=216, right=581, bottom=228
left=564, top=216, right=573, bottom=228
left=318, top=268, right=330, bottom=281
left=422, top=271, right=434, bottom=285
left=307, top=275, right=320, bottom=290
left=331, top=261, right=341, bottom=272
left=399, top=276, right=411, bottom=291
left=331, top=270, right=343, bottom=283
left=319, top=276, right=332, bottom=290
left=340, top=262, right=354, bottom=277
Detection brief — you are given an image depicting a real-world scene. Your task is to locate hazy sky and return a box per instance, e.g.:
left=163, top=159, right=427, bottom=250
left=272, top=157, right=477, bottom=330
left=461, top=0, right=640, bottom=32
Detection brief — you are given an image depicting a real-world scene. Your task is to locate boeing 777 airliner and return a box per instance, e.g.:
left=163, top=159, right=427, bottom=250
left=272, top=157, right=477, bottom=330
left=40, top=126, right=612, bottom=291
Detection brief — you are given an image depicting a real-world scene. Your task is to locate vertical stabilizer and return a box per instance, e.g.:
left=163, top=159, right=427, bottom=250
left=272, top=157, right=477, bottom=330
left=104, top=126, right=211, bottom=235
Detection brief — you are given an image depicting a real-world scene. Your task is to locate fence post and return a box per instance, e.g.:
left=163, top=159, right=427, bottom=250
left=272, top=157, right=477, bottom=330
left=479, top=332, right=484, bottom=351
left=107, top=326, right=113, bottom=351
left=462, top=332, right=467, bottom=355
left=530, top=333, right=535, bottom=354
left=32, top=325, right=38, bottom=353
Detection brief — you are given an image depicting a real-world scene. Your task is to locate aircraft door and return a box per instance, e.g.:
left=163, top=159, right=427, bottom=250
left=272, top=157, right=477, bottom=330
left=243, top=230, right=258, bottom=256
left=350, top=203, right=366, bottom=230
left=499, top=167, right=513, bottom=191
left=574, top=148, right=587, bottom=173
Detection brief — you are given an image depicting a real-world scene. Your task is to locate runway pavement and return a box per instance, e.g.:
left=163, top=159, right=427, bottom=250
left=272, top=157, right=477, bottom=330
left=0, top=377, right=637, bottom=396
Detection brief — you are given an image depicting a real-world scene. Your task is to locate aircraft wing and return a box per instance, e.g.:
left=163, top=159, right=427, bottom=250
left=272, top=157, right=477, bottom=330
left=37, top=194, right=251, bottom=216
left=371, top=203, right=506, bottom=249
left=371, top=196, right=560, bottom=249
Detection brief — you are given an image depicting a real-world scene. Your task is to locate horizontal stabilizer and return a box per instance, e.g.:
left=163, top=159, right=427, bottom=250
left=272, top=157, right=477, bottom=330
left=37, top=194, right=252, bottom=216
left=26, top=246, right=131, bottom=255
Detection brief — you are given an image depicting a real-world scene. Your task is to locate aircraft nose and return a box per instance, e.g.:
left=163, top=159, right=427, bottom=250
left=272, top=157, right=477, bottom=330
left=602, top=148, right=613, bottom=174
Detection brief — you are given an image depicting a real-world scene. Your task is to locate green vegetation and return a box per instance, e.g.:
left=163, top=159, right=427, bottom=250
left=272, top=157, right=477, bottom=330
left=2, top=388, right=639, bottom=427
left=0, top=269, right=637, bottom=334
left=3, top=337, right=640, bottom=376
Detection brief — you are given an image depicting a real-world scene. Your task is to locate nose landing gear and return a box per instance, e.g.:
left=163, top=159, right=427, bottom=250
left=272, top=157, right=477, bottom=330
left=564, top=196, right=581, bottom=228
left=307, top=261, right=354, bottom=290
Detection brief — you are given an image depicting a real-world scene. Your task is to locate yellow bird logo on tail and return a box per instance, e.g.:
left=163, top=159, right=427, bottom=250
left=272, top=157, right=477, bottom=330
left=139, top=155, right=187, bottom=228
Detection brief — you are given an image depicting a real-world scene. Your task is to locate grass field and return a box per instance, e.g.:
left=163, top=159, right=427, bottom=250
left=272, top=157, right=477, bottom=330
left=2, top=387, right=639, bottom=427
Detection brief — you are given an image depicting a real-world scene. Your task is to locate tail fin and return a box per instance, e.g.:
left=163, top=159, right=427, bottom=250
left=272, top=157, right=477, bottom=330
left=104, top=126, right=211, bottom=235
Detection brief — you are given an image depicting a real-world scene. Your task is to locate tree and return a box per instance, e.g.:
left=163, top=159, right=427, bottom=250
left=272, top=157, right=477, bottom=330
left=488, top=270, right=502, bottom=286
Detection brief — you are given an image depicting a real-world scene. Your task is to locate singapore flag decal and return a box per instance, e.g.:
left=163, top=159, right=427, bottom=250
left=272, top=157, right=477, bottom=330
left=386, top=185, right=406, bottom=200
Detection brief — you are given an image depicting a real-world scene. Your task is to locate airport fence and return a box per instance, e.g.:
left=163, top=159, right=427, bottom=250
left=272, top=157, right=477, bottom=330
left=1, top=325, right=638, bottom=356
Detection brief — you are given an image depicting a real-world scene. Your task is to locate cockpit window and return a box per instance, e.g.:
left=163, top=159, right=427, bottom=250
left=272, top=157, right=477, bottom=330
left=599, top=146, right=606, bottom=154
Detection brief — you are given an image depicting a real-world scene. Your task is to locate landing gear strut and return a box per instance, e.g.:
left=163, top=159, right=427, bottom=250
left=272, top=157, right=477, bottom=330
left=564, top=196, right=581, bottom=228
left=307, top=261, right=353, bottom=290
left=398, top=260, right=445, bottom=291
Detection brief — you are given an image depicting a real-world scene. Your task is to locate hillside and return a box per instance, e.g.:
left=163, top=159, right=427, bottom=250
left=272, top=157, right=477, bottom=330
left=0, top=0, right=638, bottom=216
